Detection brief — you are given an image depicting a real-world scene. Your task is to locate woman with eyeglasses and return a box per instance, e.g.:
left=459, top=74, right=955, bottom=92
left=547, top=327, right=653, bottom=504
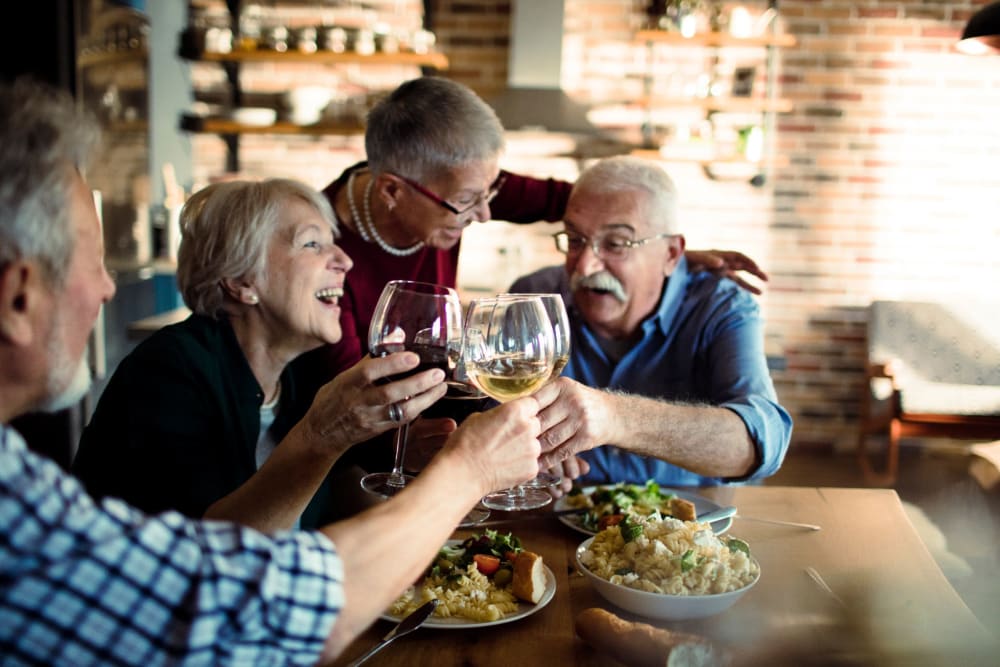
left=299, top=76, right=767, bottom=396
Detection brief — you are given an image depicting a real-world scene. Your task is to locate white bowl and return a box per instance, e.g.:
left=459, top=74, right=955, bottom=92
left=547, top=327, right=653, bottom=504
left=575, top=536, right=759, bottom=620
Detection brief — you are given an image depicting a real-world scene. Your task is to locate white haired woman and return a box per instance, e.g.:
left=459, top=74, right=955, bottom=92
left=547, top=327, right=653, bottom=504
left=73, top=178, right=445, bottom=531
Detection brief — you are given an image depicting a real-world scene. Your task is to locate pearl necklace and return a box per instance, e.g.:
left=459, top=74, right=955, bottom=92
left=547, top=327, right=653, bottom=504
left=346, top=169, right=424, bottom=257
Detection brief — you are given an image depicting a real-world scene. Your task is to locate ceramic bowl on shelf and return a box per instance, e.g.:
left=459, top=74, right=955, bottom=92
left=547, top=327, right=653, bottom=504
left=230, top=107, right=277, bottom=127
left=575, top=536, right=760, bottom=620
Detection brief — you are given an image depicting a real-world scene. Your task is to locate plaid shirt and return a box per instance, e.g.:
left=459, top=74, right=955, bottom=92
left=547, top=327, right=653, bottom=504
left=0, top=424, right=343, bottom=666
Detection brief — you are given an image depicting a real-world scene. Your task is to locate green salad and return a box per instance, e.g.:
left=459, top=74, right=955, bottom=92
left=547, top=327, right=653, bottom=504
left=565, top=480, right=681, bottom=533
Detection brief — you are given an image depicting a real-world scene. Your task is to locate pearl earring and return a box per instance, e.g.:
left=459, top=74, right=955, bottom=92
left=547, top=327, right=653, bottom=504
left=248, top=294, right=259, bottom=304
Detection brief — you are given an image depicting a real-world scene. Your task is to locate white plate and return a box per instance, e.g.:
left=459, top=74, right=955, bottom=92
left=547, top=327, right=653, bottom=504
left=380, top=545, right=556, bottom=630
left=554, top=486, right=733, bottom=536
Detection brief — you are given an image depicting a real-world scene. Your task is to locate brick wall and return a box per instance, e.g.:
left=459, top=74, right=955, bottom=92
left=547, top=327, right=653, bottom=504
left=187, top=0, right=1000, bottom=455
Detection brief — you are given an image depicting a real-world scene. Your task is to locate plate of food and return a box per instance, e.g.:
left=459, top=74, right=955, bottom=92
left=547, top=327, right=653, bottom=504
left=382, top=530, right=555, bottom=629
left=553, top=481, right=733, bottom=536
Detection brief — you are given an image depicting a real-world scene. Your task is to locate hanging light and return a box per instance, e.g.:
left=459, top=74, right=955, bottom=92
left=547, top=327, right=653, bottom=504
left=957, top=2, right=1000, bottom=55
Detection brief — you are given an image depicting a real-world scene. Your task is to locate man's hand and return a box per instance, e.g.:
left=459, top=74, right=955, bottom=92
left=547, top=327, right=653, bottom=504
left=543, top=456, right=591, bottom=498
left=685, top=249, right=768, bottom=295
left=445, top=397, right=542, bottom=495
left=533, top=377, right=619, bottom=471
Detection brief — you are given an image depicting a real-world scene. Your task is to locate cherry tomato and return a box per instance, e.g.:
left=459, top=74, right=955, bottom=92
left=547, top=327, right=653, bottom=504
left=473, top=554, right=501, bottom=576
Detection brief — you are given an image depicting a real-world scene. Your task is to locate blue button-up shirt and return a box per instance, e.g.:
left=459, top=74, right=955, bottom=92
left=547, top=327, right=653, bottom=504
left=1, top=423, right=344, bottom=666
left=511, top=257, right=792, bottom=487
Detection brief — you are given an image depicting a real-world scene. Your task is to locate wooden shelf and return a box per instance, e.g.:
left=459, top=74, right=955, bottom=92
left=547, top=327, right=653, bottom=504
left=635, top=30, right=796, bottom=48
left=181, top=114, right=364, bottom=136
left=638, top=95, right=794, bottom=114
left=77, top=48, right=148, bottom=68
left=183, top=49, right=449, bottom=69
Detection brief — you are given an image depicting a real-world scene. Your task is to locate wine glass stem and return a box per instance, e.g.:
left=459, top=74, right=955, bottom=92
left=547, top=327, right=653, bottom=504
left=388, top=423, right=410, bottom=488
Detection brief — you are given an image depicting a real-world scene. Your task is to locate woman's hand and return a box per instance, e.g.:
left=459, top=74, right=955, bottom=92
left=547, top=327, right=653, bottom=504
left=302, top=351, right=447, bottom=455
left=685, top=249, right=768, bottom=295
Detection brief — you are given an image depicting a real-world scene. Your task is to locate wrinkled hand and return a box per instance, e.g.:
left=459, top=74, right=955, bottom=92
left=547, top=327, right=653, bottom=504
left=304, top=351, right=447, bottom=454
left=533, top=377, right=616, bottom=471
left=447, top=398, right=541, bottom=494
left=685, top=249, right=769, bottom=295
left=403, top=417, right=456, bottom=472
left=543, top=456, right=591, bottom=498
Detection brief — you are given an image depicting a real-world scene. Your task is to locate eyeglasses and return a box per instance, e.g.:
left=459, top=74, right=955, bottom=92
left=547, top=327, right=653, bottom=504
left=552, top=230, right=674, bottom=261
left=391, top=172, right=507, bottom=216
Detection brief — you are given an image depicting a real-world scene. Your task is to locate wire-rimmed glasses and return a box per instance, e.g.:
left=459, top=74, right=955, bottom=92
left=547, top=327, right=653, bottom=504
left=552, top=230, right=674, bottom=261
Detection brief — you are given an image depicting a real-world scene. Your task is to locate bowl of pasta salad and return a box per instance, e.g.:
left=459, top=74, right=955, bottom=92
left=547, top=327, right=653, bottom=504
left=575, top=514, right=760, bottom=620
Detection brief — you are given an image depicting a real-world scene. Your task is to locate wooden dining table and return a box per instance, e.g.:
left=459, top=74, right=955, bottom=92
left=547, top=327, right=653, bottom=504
left=333, top=486, right=997, bottom=666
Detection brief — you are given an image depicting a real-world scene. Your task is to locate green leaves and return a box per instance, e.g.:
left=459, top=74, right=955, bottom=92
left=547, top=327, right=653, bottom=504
left=726, top=538, right=750, bottom=556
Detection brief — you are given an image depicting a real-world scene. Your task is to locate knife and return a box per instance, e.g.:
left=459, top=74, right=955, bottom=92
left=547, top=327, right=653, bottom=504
left=347, top=598, right=439, bottom=666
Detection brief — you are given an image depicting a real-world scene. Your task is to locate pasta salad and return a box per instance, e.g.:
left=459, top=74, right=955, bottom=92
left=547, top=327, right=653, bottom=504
left=579, top=515, right=759, bottom=596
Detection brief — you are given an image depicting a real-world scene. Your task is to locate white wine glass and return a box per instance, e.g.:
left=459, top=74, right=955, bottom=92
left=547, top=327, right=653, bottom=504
left=360, top=280, right=462, bottom=498
left=499, top=293, right=571, bottom=489
left=463, top=295, right=555, bottom=511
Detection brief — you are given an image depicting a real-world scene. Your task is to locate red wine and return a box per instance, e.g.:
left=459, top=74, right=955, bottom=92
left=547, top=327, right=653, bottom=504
left=422, top=382, right=490, bottom=423
left=371, top=342, right=450, bottom=384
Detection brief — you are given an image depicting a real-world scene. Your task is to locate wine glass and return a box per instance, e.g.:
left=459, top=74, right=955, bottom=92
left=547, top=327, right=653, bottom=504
left=463, top=295, right=555, bottom=511
left=499, top=293, right=571, bottom=489
left=360, top=280, right=462, bottom=498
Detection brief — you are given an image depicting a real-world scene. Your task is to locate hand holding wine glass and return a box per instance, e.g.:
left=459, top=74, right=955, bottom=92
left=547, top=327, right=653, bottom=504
left=360, top=280, right=462, bottom=498
left=500, top=293, right=571, bottom=490
left=462, top=295, right=555, bottom=511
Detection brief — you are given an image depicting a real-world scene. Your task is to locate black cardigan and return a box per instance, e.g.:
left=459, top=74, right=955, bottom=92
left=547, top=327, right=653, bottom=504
left=72, top=314, right=323, bottom=523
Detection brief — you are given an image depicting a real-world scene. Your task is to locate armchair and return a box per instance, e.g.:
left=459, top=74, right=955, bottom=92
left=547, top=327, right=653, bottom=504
left=857, top=300, right=1000, bottom=485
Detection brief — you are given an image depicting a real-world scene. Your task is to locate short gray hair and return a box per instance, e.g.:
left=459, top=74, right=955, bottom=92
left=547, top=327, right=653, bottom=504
left=0, top=79, right=100, bottom=286
left=176, top=178, right=336, bottom=318
left=365, top=77, right=505, bottom=182
left=572, top=156, right=680, bottom=234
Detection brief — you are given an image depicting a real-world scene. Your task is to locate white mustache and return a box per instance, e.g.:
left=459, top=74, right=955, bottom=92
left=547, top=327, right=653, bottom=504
left=570, top=271, right=627, bottom=303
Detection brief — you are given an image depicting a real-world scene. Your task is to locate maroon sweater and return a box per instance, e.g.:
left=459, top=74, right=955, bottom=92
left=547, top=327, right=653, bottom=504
left=309, top=162, right=572, bottom=383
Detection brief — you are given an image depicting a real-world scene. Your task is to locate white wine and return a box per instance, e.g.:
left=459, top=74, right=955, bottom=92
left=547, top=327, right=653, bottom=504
left=549, top=355, right=569, bottom=380
left=470, top=357, right=551, bottom=402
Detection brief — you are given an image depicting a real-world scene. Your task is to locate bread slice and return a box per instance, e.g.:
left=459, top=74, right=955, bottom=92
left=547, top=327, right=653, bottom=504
left=669, top=497, right=697, bottom=522
left=511, top=551, right=546, bottom=604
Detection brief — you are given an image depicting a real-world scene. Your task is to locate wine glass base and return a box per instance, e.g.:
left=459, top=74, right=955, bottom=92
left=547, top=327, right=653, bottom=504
left=481, top=487, right=552, bottom=512
left=360, top=472, right=414, bottom=498
left=457, top=505, right=491, bottom=528
left=521, top=472, right=561, bottom=489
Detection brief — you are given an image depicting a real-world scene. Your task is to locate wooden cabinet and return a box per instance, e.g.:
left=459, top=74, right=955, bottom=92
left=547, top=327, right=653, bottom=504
left=630, top=28, right=795, bottom=184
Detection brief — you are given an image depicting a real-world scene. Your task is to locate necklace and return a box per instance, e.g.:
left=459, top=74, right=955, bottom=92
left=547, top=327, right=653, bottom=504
left=346, top=170, right=371, bottom=243
left=347, top=169, right=424, bottom=257
left=261, top=378, right=282, bottom=409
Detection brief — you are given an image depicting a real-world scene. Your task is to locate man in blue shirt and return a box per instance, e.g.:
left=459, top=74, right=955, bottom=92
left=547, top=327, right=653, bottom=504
left=519, top=156, right=792, bottom=488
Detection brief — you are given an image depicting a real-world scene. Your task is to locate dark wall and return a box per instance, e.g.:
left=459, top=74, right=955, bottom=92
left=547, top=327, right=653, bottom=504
left=1, top=1, right=75, bottom=91
left=4, top=0, right=77, bottom=467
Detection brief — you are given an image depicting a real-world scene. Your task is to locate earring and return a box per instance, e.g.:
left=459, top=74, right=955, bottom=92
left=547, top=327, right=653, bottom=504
left=247, top=294, right=259, bottom=304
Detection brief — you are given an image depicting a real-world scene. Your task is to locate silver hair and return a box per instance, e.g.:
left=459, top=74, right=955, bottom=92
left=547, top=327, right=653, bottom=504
left=365, top=77, right=505, bottom=182
left=0, top=79, right=100, bottom=286
left=572, top=156, right=681, bottom=235
left=176, top=178, right=337, bottom=318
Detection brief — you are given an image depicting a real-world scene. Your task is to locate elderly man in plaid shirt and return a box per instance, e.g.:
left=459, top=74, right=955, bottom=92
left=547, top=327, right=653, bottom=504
left=0, top=79, right=543, bottom=666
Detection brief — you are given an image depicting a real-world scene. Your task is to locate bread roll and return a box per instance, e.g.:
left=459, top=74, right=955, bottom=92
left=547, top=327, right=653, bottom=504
left=511, top=551, right=546, bottom=603
left=575, top=608, right=728, bottom=667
